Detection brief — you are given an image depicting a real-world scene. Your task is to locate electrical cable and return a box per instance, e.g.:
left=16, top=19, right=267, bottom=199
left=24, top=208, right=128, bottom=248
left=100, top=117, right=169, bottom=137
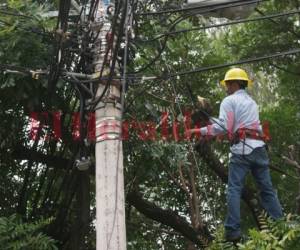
left=88, top=0, right=123, bottom=107
left=47, top=0, right=72, bottom=97
left=255, top=8, right=300, bottom=39
left=63, top=75, right=94, bottom=97
left=253, top=8, right=300, bottom=76
left=128, top=47, right=300, bottom=81
left=133, top=6, right=300, bottom=160
left=130, top=13, right=196, bottom=74
left=136, top=0, right=265, bottom=16
left=91, top=0, right=126, bottom=110
left=137, top=9, right=300, bottom=43
left=131, top=0, right=265, bottom=74
left=3, top=46, right=300, bottom=83
left=73, top=82, right=85, bottom=144
left=88, top=0, right=100, bottom=21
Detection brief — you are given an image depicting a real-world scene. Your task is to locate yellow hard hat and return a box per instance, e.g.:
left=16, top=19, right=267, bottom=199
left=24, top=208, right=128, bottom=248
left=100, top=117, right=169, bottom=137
left=220, top=68, right=253, bottom=87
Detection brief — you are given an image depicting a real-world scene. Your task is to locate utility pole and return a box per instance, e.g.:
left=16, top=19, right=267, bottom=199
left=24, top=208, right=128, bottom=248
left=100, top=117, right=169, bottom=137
left=93, top=1, right=127, bottom=249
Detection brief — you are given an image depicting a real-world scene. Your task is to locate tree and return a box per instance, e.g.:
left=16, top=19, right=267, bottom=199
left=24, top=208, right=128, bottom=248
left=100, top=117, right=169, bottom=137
left=0, top=214, right=57, bottom=250
left=1, top=0, right=300, bottom=249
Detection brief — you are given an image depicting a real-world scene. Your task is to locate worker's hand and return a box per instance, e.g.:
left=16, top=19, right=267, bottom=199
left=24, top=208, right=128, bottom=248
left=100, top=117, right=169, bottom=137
left=188, top=128, right=201, bottom=134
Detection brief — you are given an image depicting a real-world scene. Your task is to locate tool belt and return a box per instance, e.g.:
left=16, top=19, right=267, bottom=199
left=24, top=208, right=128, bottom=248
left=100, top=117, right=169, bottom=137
left=230, top=128, right=269, bottom=146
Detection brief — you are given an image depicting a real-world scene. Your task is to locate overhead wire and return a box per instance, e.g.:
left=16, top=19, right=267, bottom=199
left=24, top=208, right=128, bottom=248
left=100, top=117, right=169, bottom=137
left=47, top=0, right=72, bottom=97
left=153, top=6, right=300, bottom=156
left=132, top=1, right=300, bottom=181
left=88, top=0, right=100, bottom=21
left=131, top=0, right=266, bottom=74
left=255, top=8, right=300, bottom=39
left=44, top=0, right=96, bottom=222
left=91, top=0, right=126, bottom=110
left=0, top=3, right=85, bottom=217
left=4, top=3, right=299, bottom=83
left=136, top=0, right=265, bottom=16
left=128, top=48, right=300, bottom=81
left=252, top=8, right=300, bottom=165
left=130, top=14, right=186, bottom=74
left=3, top=47, right=300, bottom=82
left=254, top=8, right=300, bottom=75
left=58, top=0, right=106, bottom=167
left=137, top=9, right=300, bottom=43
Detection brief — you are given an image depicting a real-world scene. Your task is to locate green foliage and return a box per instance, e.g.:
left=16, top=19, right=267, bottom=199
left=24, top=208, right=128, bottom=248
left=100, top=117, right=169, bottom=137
left=208, top=227, right=237, bottom=250
left=1, top=0, right=300, bottom=248
left=209, top=213, right=300, bottom=250
left=0, top=214, right=58, bottom=250
left=239, top=213, right=300, bottom=250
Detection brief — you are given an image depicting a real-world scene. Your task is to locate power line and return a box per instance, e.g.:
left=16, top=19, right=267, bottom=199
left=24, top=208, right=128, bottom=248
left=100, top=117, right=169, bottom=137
left=136, top=0, right=264, bottom=16
left=0, top=63, right=48, bottom=78
left=90, top=0, right=125, bottom=110
left=47, top=0, right=72, bottom=98
left=3, top=48, right=300, bottom=82
left=129, top=48, right=300, bottom=81
left=130, top=14, right=189, bottom=74
left=131, top=0, right=267, bottom=74
left=255, top=8, right=300, bottom=39
left=137, top=9, right=300, bottom=43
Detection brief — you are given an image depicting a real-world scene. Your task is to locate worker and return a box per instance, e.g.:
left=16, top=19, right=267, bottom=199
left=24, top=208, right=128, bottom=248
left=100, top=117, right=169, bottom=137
left=190, top=68, right=283, bottom=242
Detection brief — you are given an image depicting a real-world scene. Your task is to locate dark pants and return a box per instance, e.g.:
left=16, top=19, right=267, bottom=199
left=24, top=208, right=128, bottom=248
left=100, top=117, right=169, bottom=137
left=224, top=146, right=283, bottom=238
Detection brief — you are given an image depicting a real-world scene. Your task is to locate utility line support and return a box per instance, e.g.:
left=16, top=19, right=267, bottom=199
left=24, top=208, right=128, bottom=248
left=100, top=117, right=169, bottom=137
left=94, top=1, right=127, bottom=249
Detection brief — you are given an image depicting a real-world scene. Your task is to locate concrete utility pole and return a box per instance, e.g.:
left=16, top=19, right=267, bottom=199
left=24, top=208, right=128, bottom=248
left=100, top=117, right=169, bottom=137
left=93, top=1, right=127, bottom=250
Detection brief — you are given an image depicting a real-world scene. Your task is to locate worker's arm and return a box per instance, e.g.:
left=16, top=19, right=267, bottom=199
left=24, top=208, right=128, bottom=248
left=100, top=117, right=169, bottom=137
left=190, top=98, right=234, bottom=137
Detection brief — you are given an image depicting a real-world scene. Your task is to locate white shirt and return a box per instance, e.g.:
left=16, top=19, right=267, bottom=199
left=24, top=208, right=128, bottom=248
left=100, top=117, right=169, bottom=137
left=200, top=89, right=265, bottom=155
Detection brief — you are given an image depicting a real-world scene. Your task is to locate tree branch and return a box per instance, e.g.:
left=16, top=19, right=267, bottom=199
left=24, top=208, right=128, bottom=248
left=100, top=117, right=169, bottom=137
left=282, top=155, right=300, bottom=170
left=127, top=191, right=212, bottom=248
